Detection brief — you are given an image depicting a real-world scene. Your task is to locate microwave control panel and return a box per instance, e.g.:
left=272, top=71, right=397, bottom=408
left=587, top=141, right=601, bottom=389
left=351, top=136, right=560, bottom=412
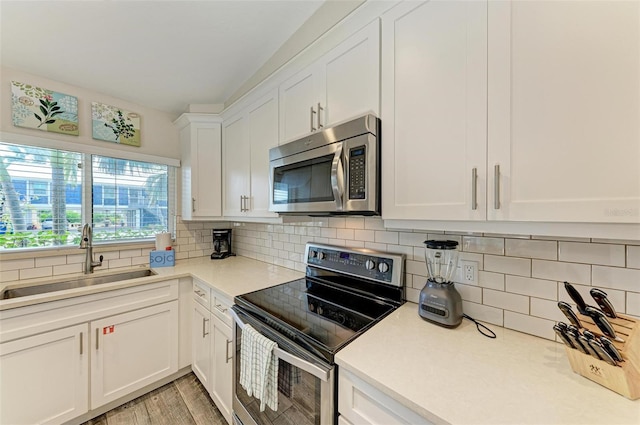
left=348, top=146, right=366, bottom=200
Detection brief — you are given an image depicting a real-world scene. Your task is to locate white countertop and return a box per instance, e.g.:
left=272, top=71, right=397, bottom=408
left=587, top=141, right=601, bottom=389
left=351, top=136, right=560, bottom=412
left=0, top=256, right=303, bottom=310
left=335, top=303, right=640, bottom=425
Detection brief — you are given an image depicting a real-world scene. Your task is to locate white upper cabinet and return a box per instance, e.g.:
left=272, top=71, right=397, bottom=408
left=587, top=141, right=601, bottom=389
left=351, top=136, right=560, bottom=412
left=176, top=114, right=223, bottom=220
left=488, top=0, right=640, bottom=223
left=223, top=89, right=280, bottom=219
left=381, top=0, right=488, bottom=221
left=382, top=0, right=640, bottom=226
left=279, top=20, right=380, bottom=143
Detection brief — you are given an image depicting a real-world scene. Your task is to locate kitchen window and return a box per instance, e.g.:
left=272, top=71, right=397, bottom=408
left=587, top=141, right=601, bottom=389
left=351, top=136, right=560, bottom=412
left=0, top=142, right=174, bottom=250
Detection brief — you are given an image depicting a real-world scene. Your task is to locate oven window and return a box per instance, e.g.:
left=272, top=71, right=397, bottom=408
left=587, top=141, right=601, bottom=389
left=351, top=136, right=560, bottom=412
left=235, top=327, right=322, bottom=425
left=272, top=154, right=334, bottom=204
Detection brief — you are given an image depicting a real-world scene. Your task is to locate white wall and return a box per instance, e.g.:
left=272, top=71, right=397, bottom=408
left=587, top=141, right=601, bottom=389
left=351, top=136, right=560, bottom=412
left=0, top=66, right=180, bottom=161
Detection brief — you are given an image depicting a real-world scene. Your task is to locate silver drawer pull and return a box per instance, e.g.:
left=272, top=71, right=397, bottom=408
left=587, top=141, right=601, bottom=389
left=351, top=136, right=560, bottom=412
left=203, top=318, right=209, bottom=337
left=471, top=167, right=478, bottom=211
left=96, top=328, right=99, bottom=350
left=226, top=339, right=232, bottom=363
left=194, top=289, right=205, bottom=297
left=310, top=106, right=317, bottom=132
left=215, top=304, right=228, bottom=313
left=494, top=164, right=501, bottom=210
left=80, top=332, right=83, bottom=355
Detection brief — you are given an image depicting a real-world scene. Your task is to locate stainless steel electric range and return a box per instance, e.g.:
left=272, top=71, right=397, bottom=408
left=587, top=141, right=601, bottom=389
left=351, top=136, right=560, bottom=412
left=230, top=243, right=405, bottom=425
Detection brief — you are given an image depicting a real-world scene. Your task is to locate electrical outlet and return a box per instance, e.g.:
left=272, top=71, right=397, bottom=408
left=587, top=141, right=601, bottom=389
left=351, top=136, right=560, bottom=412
left=454, top=260, right=478, bottom=285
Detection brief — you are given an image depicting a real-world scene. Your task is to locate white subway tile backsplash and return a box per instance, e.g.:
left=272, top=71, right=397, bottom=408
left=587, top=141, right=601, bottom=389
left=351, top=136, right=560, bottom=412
left=328, top=217, right=346, bottom=229
left=354, top=229, right=375, bottom=242
left=375, top=231, right=399, bottom=244
left=462, top=236, right=504, bottom=255
left=345, top=217, right=365, bottom=229
left=484, top=255, right=531, bottom=277
left=336, top=228, right=354, bottom=240
left=20, top=267, right=52, bottom=280
left=364, top=217, right=385, bottom=230
left=531, top=260, right=590, bottom=285
left=505, top=239, right=557, bottom=260
left=530, top=297, right=565, bottom=322
left=504, top=311, right=555, bottom=340
left=406, top=260, right=427, bottom=277
left=35, top=256, right=67, bottom=268
left=627, top=246, right=640, bottom=269
left=399, top=232, right=428, bottom=247
left=483, top=289, right=529, bottom=314
left=627, top=292, right=640, bottom=317
left=558, top=242, right=625, bottom=267
left=364, top=242, right=387, bottom=251
left=506, top=276, right=557, bottom=300
left=53, top=263, right=83, bottom=276
left=592, top=266, right=640, bottom=293
left=108, top=258, right=132, bottom=269
left=0, top=270, right=19, bottom=282
left=456, top=283, right=482, bottom=303
left=461, top=301, right=504, bottom=326
left=2, top=258, right=34, bottom=271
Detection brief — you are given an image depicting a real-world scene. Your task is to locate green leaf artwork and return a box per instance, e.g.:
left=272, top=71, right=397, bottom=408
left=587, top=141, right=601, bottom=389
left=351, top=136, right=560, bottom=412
left=11, top=81, right=79, bottom=136
left=91, top=102, right=141, bottom=147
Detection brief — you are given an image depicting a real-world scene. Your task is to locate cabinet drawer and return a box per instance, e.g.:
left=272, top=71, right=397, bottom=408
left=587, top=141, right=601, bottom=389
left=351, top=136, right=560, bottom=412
left=339, top=369, right=433, bottom=425
left=193, top=279, right=211, bottom=309
left=211, top=294, right=232, bottom=326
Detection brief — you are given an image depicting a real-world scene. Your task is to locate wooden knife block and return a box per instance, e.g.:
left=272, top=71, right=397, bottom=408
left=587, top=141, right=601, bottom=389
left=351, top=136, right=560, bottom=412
left=564, top=312, right=639, bottom=400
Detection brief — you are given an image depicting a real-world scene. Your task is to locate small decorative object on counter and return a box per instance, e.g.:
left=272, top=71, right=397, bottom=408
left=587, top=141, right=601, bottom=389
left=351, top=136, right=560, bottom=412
left=150, top=249, right=174, bottom=267
left=555, top=283, right=639, bottom=400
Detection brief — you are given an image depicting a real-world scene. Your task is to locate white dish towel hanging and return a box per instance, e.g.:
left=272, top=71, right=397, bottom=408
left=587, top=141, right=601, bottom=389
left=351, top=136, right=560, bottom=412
left=240, top=324, right=279, bottom=412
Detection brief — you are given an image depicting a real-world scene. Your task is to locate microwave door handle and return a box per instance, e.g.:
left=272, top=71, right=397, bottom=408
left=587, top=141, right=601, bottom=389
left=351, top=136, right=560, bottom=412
left=330, top=144, right=344, bottom=210
left=230, top=308, right=330, bottom=382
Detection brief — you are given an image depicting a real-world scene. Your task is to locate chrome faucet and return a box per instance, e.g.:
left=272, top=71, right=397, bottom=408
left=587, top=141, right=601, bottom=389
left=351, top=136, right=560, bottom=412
left=80, top=224, right=103, bottom=274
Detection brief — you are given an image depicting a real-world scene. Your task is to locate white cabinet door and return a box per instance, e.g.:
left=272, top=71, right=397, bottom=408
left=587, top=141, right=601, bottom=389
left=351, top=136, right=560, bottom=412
left=210, top=314, right=233, bottom=425
left=222, top=113, right=250, bottom=217
left=279, top=64, right=321, bottom=143
left=321, top=19, right=380, bottom=126
left=0, top=323, right=89, bottom=425
left=488, top=0, right=640, bottom=223
left=177, top=114, right=223, bottom=220
left=192, top=300, right=212, bottom=393
left=381, top=0, right=488, bottom=221
left=91, top=301, right=179, bottom=408
left=247, top=90, right=280, bottom=218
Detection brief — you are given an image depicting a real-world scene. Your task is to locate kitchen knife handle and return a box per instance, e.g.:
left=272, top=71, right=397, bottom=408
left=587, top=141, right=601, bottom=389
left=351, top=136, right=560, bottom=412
left=590, top=288, right=617, bottom=318
left=558, top=301, right=582, bottom=328
left=565, top=328, right=589, bottom=354
left=578, top=335, right=601, bottom=360
left=553, top=324, right=575, bottom=349
left=471, top=168, right=478, bottom=210
left=563, top=281, right=587, bottom=314
left=599, top=336, right=624, bottom=363
left=587, top=339, right=619, bottom=366
left=584, top=306, right=624, bottom=342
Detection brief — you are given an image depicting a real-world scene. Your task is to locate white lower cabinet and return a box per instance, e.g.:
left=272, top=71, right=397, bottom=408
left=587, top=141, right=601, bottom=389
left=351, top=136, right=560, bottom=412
left=191, top=280, right=233, bottom=424
left=90, top=301, right=179, bottom=408
left=0, top=279, right=180, bottom=425
left=0, top=323, right=89, bottom=425
left=338, top=370, right=433, bottom=425
left=210, top=313, right=232, bottom=424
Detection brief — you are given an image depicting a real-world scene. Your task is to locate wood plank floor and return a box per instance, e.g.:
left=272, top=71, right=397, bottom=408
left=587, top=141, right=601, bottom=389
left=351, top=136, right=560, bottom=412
left=82, top=373, right=227, bottom=425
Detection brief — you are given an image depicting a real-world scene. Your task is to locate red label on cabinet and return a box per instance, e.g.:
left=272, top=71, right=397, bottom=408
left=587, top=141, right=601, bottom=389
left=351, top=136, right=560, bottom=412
left=103, top=325, right=115, bottom=335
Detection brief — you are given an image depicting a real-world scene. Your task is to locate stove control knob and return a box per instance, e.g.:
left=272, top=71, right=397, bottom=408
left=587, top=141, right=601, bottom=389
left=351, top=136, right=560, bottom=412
left=310, top=250, right=317, bottom=258
left=378, top=262, right=389, bottom=273
left=365, top=259, right=376, bottom=270
left=317, top=251, right=326, bottom=260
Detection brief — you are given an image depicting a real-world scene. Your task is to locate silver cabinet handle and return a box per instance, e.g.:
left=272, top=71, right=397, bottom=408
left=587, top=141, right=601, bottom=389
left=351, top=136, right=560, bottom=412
left=215, top=304, right=228, bottom=314
left=317, top=102, right=324, bottom=129
left=194, top=289, right=205, bottom=297
left=203, top=318, right=209, bottom=337
left=310, top=106, right=317, bottom=132
left=494, top=164, right=501, bottom=209
left=226, top=339, right=232, bottom=363
left=192, top=197, right=196, bottom=213
left=96, top=328, right=99, bottom=350
left=330, top=144, right=344, bottom=211
left=80, top=332, right=83, bottom=355
left=471, top=167, right=478, bottom=210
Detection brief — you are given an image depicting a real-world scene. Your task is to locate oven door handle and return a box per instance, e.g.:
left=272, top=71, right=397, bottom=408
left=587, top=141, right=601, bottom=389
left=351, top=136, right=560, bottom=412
left=230, top=308, right=330, bottom=382
left=330, top=143, right=344, bottom=211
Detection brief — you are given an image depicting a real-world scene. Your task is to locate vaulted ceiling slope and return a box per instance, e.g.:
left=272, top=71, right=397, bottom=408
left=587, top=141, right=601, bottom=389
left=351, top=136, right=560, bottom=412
left=0, top=0, right=325, bottom=115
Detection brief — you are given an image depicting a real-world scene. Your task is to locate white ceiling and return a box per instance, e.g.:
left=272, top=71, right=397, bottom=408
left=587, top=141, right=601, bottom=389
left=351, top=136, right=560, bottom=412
left=0, top=0, right=324, bottom=115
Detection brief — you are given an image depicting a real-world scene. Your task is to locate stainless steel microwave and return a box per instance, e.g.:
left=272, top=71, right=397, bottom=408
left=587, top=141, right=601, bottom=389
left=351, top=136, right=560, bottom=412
left=269, top=114, right=380, bottom=215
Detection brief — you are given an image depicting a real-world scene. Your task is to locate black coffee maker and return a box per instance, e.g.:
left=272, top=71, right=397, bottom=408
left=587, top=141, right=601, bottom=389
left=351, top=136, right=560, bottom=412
left=211, top=229, right=235, bottom=260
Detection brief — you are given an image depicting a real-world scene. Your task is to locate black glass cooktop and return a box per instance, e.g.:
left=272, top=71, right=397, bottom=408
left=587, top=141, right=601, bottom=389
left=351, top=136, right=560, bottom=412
left=234, top=277, right=396, bottom=362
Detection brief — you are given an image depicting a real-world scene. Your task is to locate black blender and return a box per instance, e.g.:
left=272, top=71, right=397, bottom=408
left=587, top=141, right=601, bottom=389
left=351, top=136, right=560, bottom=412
left=418, top=240, right=463, bottom=327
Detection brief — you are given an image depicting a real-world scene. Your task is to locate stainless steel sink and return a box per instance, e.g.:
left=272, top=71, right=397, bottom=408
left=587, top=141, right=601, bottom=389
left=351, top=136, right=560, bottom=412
left=0, top=269, right=156, bottom=300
